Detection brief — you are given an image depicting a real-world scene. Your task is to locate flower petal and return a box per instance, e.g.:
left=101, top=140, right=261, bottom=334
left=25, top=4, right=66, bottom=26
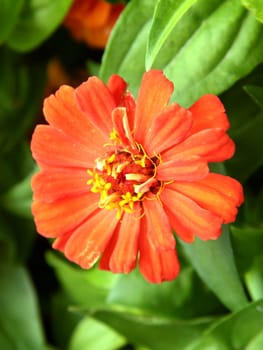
left=107, top=74, right=128, bottom=105
left=112, top=107, right=136, bottom=149
left=75, top=76, right=116, bottom=136
left=134, top=70, right=174, bottom=144
left=143, top=197, right=175, bottom=250
left=32, top=169, right=89, bottom=202
left=31, top=125, right=94, bottom=169
left=139, top=217, right=180, bottom=283
left=189, top=94, right=230, bottom=134
left=52, top=231, right=73, bottom=252
left=100, top=206, right=141, bottom=273
left=43, top=85, right=106, bottom=153
left=171, top=173, right=243, bottom=223
left=157, top=157, right=209, bottom=182
left=64, top=209, right=119, bottom=269
left=161, top=186, right=223, bottom=241
left=162, top=129, right=235, bottom=163
left=32, top=193, right=99, bottom=238
left=143, top=104, right=192, bottom=156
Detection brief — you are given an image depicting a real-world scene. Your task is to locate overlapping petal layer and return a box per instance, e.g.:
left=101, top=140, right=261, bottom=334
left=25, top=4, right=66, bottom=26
left=31, top=69, right=243, bottom=283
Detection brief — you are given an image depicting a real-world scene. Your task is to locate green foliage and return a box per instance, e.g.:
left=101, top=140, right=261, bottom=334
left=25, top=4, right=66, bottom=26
left=6, top=0, right=73, bottom=52
left=241, top=0, right=263, bottom=23
left=0, top=0, right=263, bottom=349
left=0, top=264, right=46, bottom=350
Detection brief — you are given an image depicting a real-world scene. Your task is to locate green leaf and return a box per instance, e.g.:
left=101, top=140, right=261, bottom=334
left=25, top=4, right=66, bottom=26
left=247, top=329, right=263, bottom=350
left=101, top=0, right=263, bottom=107
left=69, top=317, right=126, bottom=350
left=6, top=0, right=73, bottom=52
left=146, top=0, right=198, bottom=70
left=92, top=307, right=211, bottom=350
left=107, top=267, right=223, bottom=319
left=181, top=226, right=248, bottom=312
left=231, top=225, right=263, bottom=274
left=244, top=84, right=263, bottom=108
left=1, top=168, right=36, bottom=218
left=245, top=256, right=263, bottom=301
left=46, top=252, right=118, bottom=307
left=185, top=299, right=263, bottom=350
left=241, top=0, right=263, bottom=23
left=0, top=0, right=24, bottom=44
left=225, top=112, right=263, bottom=181
left=0, top=264, right=45, bottom=350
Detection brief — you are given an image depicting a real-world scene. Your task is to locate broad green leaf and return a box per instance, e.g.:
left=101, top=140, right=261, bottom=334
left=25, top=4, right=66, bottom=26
left=231, top=225, right=263, bottom=274
left=185, top=299, right=263, bottom=350
left=225, top=112, right=263, bottom=181
left=1, top=168, right=36, bottom=218
left=69, top=317, right=126, bottom=350
left=46, top=252, right=118, bottom=307
left=0, top=0, right=24, bottom=43
left=247, top=329, right=263, bottom=350
left=146, top=0, right=198, bottom=70
left=244, top=84, right=263, bottom=108
left=245, top=256, right=263, bottom=301
left=101, top=0, right=263, bottom=107
left=0, top=264, right=45, bottom=350
left=6, top=0, right=73, bottom=52
left=241, top=0, right=263, bottom=23
left=92, top=307, right=212, bottom=350
left=181, top=226, right=248, bottom=312
left=107, top=267, right=223, bottom=319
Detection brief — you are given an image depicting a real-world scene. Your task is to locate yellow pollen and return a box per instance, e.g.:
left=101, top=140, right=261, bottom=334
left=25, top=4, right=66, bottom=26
left=87, top=129, right=163, bottom=219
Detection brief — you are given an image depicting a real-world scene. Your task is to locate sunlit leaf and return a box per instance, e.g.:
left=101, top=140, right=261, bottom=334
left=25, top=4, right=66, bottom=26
left=7, top=0, right=73, bottom=52
left=241, top=0, right=263, bottom=23
left=101, top=0, right=263, bottom=107
left=146, top=0, right=198, bottom=70
left=69, top=317, right=126, bottom=350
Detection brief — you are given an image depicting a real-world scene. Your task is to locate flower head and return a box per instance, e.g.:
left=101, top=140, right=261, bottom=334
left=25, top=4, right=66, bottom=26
left=31, top=70, right=244, bottom=283
left=63, top=0, right=125, bottom=48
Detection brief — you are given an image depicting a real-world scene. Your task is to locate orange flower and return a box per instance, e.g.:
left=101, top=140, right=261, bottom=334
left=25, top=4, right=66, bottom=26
left=31, top=70, right=244, bottom=283
left=63, top=0, right=125, bottom=48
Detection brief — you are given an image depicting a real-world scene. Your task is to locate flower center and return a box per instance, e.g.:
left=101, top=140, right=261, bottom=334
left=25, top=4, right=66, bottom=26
left=87, top=144, right=161, bottom=218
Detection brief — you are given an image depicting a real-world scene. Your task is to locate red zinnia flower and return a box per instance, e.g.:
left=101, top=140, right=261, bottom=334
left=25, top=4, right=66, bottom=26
left=31, top=70, right=244, bottom=283
left=63, top=0, right=125, bottom=49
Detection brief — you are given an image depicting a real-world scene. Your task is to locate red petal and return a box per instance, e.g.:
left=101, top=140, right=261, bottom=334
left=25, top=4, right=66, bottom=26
left=43, top=85, right=106, bottom=153
left=170, top=175, right=243, bottom=224
left=100, top=206, right=141, bottom=273
left=32, top=193, right=99, bottom=237
left=75, top=76, right=116, bottom=136
left=134, top=70, right=174, bottom=144
left=112, top=107, right=136, bottom=149
left=139, top=217, right=180, bottom=283
left=157, top=157, right=209, bottom=182
left=189, top=94, right=230, bottom=134
left=32, top=169, right=89, bottom=202
left=162, top=129, right=235, bottom=162
left=64, top=209, right=119, bottom=269
left=121, top=91, right=136, bottom=131
left=52, top=231, right=73, bottom=252
left=31, top=125, right=94, bottom=169
left=143, top=197, right=175, bottom=250
left=107, top=74, right=128, bottom=105
left=143, top=104, right=192, bottom=156
left=161, top=186, right=223, bottom=241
